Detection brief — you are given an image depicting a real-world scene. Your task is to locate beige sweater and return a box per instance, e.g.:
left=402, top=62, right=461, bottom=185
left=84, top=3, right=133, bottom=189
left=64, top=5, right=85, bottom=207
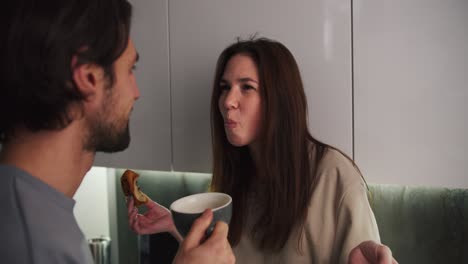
left=233, top=148, right=380, bottom=264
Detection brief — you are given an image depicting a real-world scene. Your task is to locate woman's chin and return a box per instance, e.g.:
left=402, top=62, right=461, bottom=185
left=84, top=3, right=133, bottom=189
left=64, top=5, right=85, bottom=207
left=227, top=137, right=246, bottom=147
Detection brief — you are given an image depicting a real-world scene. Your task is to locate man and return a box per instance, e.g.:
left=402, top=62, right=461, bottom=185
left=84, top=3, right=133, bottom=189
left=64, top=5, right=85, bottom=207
left=0, top=0, right=234, bottom=263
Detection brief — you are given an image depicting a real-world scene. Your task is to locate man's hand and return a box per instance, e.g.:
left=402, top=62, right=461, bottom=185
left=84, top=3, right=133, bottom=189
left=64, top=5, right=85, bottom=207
left=349, top=240, right=398, bottom=264
left=173, top=209, right=235, bottom=264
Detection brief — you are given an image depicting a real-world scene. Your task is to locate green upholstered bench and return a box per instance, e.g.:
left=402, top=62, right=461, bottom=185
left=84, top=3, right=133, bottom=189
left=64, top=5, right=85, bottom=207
left=368, top=184, right=468, bottom=263
left=114, top=169, right=468, bottom=264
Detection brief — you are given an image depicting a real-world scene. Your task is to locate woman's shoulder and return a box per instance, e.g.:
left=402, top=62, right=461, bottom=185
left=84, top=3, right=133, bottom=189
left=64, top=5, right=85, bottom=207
left=313, top=146, right=366, bottom=190
left=320, top=147, right=354, bottom=169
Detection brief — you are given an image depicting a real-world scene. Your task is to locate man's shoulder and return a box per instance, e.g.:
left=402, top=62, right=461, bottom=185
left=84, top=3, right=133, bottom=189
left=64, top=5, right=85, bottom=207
left=0, top=165, right=23, bottom=210
left=0, top=164, right=21, bottom=179
left=0, top=165, right=31, bottom=263
left=0, top=164, right=30, bottom=189
left=0, top=164, right=93, bottom=263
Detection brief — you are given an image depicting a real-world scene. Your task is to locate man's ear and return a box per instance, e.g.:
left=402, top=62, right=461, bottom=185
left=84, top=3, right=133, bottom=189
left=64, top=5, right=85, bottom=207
left=71, top=56, right=106, bottom=100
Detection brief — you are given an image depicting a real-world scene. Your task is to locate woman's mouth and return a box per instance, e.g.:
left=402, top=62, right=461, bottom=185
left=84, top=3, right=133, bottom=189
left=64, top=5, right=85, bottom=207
left=225, top=119, right=237, bottom=129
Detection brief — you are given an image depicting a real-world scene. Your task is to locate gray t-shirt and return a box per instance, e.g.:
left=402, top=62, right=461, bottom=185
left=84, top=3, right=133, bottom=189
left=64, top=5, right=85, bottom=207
left=0, top=165, right=94, bottom=264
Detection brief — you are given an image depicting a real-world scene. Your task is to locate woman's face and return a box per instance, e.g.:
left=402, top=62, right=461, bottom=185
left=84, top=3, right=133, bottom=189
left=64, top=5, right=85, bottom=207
left=218, top=54, right=262, bottom=147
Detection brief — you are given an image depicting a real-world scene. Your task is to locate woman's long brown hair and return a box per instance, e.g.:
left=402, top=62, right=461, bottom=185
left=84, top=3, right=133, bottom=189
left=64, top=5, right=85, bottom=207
left=210, top=38, right=328, bottom=252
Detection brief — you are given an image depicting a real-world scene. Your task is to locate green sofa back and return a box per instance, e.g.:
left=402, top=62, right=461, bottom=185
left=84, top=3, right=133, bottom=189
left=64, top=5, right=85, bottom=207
left=369, top=184, right=468, bottom=263
left=114, top=169, right=468, bottom=264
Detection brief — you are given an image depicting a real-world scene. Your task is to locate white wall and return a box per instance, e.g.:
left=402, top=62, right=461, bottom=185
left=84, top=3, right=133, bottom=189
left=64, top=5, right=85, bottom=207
left=73, top=167, right=110, bottom=239
left=74, top=167, right=120, bottom=264
left=354, top=0, right=468, bottom=188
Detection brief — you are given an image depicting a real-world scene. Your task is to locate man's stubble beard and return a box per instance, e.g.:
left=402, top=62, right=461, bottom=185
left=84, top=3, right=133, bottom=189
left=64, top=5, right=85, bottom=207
left=87, top=118, right=131, bottom=153
left=84, top=89, right=131, bottom=153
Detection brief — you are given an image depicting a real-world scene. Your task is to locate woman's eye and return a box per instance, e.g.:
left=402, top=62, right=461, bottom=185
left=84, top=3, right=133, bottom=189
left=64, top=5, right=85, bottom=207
left=243, top=85, right=255, bottom=90
left=220, top=85, right=230, bottom=91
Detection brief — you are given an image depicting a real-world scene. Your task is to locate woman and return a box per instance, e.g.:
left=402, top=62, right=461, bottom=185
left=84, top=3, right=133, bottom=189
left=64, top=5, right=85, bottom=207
left=128, top=38, right=393, bottom=263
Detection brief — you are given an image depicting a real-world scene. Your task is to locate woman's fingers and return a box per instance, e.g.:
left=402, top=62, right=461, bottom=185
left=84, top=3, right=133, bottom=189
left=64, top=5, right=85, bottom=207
left=183, top=209, right=213, bottom=250
left=126, top=197, right=135, bottom=214
left=128, top=206, right=138, bottom=228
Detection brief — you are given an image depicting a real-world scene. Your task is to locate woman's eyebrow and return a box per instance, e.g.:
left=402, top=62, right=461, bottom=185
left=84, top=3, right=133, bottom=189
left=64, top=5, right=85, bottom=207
left=239, top=77, right=258, bottom=84
left=220, top=77, right=258, bottom=84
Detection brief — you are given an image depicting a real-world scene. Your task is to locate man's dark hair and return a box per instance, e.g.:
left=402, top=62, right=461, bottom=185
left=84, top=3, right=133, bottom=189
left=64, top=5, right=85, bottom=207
left=0, top=0, right=133, bottom=142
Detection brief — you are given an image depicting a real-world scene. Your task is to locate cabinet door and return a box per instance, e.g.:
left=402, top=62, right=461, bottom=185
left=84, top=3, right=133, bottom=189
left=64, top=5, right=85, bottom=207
left=170, top=0, right=353, bottom=172
left=354, top=0, right=468, bottom=187
left=94, top=0, right=172, bottom=171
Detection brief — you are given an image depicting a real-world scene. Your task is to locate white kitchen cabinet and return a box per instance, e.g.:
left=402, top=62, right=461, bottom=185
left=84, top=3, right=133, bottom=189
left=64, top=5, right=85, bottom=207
left=353, top=0, right=468, bottom=187
left=169, top=0, right=354, bottom=172
left=93, top=0, right=354, bottom=173
left=94, top=0, right=172, bottom=171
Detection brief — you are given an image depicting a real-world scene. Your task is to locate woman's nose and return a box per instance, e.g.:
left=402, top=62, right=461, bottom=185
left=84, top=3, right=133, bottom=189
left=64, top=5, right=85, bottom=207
left=224, top=89, right=239, bottom=110
left=134, top=84, right=141, bottom=100
left=132, top=76, right=140, bottom=100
